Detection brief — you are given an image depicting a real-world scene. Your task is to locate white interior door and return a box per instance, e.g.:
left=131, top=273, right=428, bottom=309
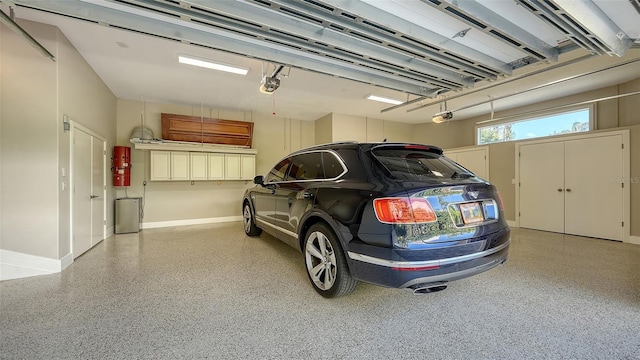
left=519, top=142, right=565, bottom=233
left=91, top=138, right=105, bottom=246
left=564, top=135, right=623, bottom=241
left=73, top=128, right=106, bottom=258
left=73, top=129, right=93, bottom=257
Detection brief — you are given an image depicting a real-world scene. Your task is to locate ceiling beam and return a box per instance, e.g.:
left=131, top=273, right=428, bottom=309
left=320, top=0, right=513, bottom=76
left=553, top=0, right=632, bottom=57
left=517, top=0, right=633, bottom=57
left=160, top=0, right=475, bottom=88
left=427, top=0, right=559, bottom=62
left=13, top=0, right=439, bottom=95
left=264, top=0, right=499, bottom=81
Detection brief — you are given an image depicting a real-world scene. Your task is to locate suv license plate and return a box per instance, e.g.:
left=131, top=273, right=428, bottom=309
left=460, top=202, right=484, bottom=224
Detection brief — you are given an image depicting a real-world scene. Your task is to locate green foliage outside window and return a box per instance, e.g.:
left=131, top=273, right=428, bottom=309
left=477, top=108, right=590, bottom=145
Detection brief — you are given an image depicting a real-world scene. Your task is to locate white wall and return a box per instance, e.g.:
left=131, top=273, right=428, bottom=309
left=317, top=113, right=414, bottom=144
left=1, top=19, right=116, bottom=279
left=1, top=21, right=59, bottom=258
left=58, top=22, right=117, bottom=255
left=314, top=113, right=332, bottom=144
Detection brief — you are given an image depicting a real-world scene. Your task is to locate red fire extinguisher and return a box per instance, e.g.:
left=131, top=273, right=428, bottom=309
left=112, top=146, right=131, bottom=187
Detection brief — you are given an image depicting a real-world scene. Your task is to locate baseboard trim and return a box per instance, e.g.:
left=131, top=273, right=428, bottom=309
left=628, top=236, right=640, bottom=245
left=0, top=249, right=69, bottom=281
left=141, top=216, right=242, bottom=229
left=60, top=252, right=74, bottom=271
left=507, top=220, right=518, bottom=228
left=106, top=226, right=115, bottom=238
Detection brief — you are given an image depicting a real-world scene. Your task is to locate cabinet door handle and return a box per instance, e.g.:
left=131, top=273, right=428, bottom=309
left=565, top=189, right=571, bottom=192
left=90, top=195, right=99, bottom=199
left=557, top=189, right=563, bottom=192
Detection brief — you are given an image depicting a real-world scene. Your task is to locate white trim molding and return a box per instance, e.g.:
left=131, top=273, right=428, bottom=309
left=628, top=236, right=640, bottom=245
left=141, top=216, right=242, bottom=229
left=507, top=220, right=518, bottom=228
left=0, top=250, right=73, bottom=281
left=106, top=226, right=115, bottom=239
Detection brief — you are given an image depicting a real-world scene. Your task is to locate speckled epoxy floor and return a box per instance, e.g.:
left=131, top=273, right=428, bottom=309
left=1, top=224, right=639, bottom=359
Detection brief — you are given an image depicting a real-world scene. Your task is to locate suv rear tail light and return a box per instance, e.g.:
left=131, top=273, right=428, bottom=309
left=373, top=197, right=437, bottom=224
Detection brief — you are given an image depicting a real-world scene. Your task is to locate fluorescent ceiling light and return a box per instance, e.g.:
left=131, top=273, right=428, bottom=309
left=178, top=55, right=248, bottom=75
left=367, top=95, right=403, bottom=105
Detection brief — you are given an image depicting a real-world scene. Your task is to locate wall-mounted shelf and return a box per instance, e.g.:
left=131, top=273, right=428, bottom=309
left=133, top=142, right=257, bottom=154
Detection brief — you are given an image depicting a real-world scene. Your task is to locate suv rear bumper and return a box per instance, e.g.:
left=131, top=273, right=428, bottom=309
left=346, top=231, right=510, bottom=288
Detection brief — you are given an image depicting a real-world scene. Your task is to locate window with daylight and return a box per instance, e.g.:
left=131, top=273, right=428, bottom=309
left=477, top=108, right=591, bottom=145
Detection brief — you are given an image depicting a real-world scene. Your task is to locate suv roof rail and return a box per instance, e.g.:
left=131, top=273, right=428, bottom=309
left=296, top=141, right=359, bottom=152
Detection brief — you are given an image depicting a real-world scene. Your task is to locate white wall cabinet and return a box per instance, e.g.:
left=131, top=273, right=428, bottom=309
left=225, top=154, right=241, bottom=180
left=171, top=152, right=190, bottom=180
left=150, top=151, right=171, bottom=181
left=223, top=154, right=255, bottom=180
left=445, top=146, right=489, bottom=180
left=190, top=153, right=208, bottom=180
left=207, top=153, right=225, bottom=180
left=150, top=150, right=255, bottom=181
left=240, top=154, right=255, bottom=180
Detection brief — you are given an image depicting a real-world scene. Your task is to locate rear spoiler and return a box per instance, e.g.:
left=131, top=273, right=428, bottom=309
left=369, top=143, right=444, bottom=155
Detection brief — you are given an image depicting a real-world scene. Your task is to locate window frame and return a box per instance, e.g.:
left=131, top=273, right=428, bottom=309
left=285, top=152, right=325, bottom=181
left=264, top=150, right=348, bottom=184
left=474, top=105, right=594, bottom=146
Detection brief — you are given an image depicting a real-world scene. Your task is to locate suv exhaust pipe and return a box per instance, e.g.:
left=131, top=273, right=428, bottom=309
left=410, top=282, right=448, bottom=295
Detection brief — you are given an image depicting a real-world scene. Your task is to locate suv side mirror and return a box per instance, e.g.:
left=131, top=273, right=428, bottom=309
left=254, top=175, right=264, bottom=186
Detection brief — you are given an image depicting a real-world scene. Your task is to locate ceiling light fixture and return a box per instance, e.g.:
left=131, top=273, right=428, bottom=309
left=178, top=54, right=248, bottom=75
left=432, top=111, right=453, bottom=123
left=366, top=95, right=403, bottom=105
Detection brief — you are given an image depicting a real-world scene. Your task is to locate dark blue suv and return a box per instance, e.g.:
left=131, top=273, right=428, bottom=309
left=242, top=142, right=510, bottom=297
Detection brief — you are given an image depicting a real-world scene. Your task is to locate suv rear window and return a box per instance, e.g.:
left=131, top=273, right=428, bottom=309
left=371, top=147, right=473, bottom=181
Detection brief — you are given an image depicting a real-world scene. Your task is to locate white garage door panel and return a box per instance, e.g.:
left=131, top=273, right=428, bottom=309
left=519, top=142, right=565, bottom=233
left=564, top=135, right=623, bottom=241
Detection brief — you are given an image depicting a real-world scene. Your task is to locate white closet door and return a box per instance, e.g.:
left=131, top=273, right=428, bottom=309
left=519, top=142, right=565, bottom=233
left=564, top=135, right=623, bottom=241
left=73, top=130, right=93, bottom=257
left=91, top=138, right=105, bottom=246
left=73, top=129, right=105, bottom=257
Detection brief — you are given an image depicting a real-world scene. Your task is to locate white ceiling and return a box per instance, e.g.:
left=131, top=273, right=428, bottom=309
left=6, top=0, right=640, bottom=124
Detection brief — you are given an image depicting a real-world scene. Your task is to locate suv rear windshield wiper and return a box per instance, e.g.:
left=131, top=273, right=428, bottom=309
left=451, top=171, right=474, bottom=179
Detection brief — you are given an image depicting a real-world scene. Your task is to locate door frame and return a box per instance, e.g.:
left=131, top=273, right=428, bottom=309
left=515, top=129, right=630, bottom=243
left=70, top=121, right=107, bottom=256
